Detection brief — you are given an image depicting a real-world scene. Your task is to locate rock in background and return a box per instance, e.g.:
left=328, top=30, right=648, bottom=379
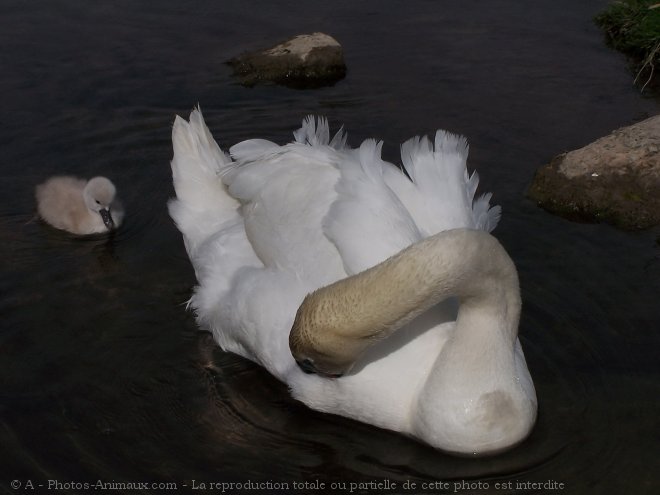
left=528, top=115, right=660, bottom=230
left=228, top=33, right=346, bottom=89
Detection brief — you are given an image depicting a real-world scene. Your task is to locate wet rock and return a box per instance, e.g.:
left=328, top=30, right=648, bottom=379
left=227, top=32, right=346, bottom=89
left=528, top=115, right=660, bottom=230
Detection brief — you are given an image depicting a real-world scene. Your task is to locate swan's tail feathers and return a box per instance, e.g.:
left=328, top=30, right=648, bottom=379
left=169, top=108, right=240, bottom=255
left=398, top=130, right=501, bottom=233
left=293, top=115, right=348, bottom=150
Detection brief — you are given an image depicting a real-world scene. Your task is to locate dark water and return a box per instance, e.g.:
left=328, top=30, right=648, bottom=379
left=1, top=0, right=659, bottom=493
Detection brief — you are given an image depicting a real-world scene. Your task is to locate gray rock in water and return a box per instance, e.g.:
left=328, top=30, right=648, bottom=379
left=528, top=115, right=660, bottom=230
left=228, top=33, right=346, bottom=88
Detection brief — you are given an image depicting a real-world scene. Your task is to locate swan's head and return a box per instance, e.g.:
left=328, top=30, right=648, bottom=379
left=289, top=288, right=377, bottom=378
left=289, top=314, right=356, bottom=379
left=83, top=177, right=118, bottom=230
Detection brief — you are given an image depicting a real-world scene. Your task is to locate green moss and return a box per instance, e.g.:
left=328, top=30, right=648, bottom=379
left=595, top=1, right=660, bottom=90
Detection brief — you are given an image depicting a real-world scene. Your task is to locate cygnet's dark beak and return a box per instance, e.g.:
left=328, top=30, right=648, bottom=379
left=99, top=208, right=114, bottom=230
left=295, top=358, right=343, bottom=379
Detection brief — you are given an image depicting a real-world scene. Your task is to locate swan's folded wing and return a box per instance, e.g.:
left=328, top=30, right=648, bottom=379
left=323, top=139, right=423, bottom=275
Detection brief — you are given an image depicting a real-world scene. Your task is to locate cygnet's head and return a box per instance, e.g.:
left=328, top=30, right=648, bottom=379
left=83, top=176, right=117, bottom=230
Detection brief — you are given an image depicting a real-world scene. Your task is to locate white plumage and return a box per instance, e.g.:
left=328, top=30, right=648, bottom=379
left=169, top=108, right=536, bottom=455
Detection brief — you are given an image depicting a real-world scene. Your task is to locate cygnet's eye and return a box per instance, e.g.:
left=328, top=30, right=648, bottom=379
left=95, top=200, right=101, bottom=204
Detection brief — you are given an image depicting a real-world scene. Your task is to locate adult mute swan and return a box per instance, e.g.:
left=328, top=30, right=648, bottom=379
left=35, top=176, right=123, bottom=235
left=169, top=109, right=537, bottom=455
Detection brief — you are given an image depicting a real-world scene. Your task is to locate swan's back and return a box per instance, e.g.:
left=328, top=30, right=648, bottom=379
left=223, top=143, right=346, bottom=280
left=169, top=110, right=502, bottom=359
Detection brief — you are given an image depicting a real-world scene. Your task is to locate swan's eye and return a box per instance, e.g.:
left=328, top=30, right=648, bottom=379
left=95, top=200, right=101, bottom=204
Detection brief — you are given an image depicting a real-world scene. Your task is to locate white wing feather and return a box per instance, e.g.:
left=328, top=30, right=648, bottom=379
left=323, top=138, right=422, bottom=275
left=168, top=109, right=239, bottom=257
left=391, top=130, right=500, bottom=235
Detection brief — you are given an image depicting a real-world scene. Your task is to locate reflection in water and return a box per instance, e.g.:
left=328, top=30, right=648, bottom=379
left=1, top=0, right=659, bottom=493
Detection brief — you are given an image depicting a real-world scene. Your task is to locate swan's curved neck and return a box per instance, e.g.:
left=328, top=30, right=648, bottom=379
left=289, top=229, right=521, bottom=374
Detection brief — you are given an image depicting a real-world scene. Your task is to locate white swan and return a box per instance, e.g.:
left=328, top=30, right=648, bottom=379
left=35, top=176, right=123, bottom=235
left=169, top=109, right=537, bottom=455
